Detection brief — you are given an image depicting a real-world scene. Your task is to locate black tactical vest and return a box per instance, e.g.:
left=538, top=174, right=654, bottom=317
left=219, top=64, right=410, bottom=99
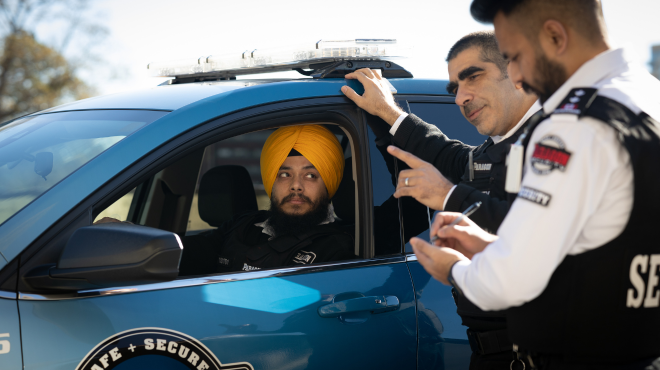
left=217, top=212, right=354, bottom=273
left=452, top=119, right=534, bottom=334
left=507, top=88, right=660, bottom=360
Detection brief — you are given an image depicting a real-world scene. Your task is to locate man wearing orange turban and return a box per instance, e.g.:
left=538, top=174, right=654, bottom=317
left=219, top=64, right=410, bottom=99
left=180, top=124, right=355, bottom=276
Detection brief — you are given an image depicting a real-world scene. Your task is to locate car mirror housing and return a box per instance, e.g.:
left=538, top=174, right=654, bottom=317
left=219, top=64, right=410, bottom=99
left=24, top=223, right=183, bottom=291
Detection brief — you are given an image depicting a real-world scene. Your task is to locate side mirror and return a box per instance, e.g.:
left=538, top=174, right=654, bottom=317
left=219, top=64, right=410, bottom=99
left=25, top=223, right=182, bottom=291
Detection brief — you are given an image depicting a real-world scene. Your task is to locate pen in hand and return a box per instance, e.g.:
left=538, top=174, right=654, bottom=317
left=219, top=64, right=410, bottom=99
left=430, top=201, right=482, bottom=244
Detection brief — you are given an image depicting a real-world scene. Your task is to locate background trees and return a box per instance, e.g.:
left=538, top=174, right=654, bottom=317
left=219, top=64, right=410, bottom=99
left=0, top=0, right=106, bottom=121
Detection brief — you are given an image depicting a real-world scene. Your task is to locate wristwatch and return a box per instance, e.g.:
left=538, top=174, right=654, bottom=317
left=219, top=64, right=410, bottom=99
left=447, top=260, right=464, bottom=297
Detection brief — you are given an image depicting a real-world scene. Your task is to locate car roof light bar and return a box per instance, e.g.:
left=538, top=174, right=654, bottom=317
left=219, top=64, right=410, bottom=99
left=147, top=39, right=412, bottom=82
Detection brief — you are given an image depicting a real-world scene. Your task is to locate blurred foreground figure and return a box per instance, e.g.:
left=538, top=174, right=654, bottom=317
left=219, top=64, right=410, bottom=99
left=411, top=0, right=660, bottom=369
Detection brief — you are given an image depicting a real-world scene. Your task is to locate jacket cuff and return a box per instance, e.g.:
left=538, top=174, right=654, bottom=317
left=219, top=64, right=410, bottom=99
left=392, top=114, right=424, bottom=149
left=444, top=183, right=477, bottom=212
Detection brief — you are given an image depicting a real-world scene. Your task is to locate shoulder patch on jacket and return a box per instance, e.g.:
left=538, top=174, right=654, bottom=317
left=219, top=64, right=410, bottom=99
left=553, top=88, right=598, bottom=116
left=293, top=250, right=317, bottom=264
left=531, top=135, right=571, bottom=175
left=518, top=186, right=552, bottom=206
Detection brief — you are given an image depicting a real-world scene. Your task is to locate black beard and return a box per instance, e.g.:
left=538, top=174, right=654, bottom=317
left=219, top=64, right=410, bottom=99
left=530, top=51, right=568, bottom=104
left=267, top=192, right=330, bottom=237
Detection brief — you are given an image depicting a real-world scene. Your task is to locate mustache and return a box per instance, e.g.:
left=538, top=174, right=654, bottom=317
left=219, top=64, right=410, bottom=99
left=521, top=81, right=539, bottom=96
left=463, top=103, right=484, bottom=118
left=280, top=193, right=312, bottom=205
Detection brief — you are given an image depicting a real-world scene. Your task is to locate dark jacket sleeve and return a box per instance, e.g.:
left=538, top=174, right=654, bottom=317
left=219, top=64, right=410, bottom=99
left=392, top=114, right=474, bottom=184
left=444, top=184, right=509, bottom=233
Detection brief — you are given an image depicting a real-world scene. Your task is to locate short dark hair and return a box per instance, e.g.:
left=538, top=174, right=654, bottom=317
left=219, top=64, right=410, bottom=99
left=470, top=0, right=606, bottom=42
left=446, top=31, right=508, bottom=77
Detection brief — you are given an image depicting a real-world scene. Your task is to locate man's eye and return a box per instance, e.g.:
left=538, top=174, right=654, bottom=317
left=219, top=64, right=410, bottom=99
left=279, top=172, right=289, bottom=178
left=469, top=74, right=479, bottom=81
left=305, top=173, right=317, bottom=179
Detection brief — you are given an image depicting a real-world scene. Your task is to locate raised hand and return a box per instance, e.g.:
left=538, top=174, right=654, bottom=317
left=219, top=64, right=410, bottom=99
left=341, top=68, right=404, bottom=126
left=387, top=145, right=454, bottom=210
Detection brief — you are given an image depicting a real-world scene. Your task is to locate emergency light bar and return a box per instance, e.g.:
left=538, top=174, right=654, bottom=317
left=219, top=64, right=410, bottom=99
left=147, top=39, right=412, bottom=82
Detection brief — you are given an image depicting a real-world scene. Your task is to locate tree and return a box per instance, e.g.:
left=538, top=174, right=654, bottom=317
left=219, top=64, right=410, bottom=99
left=0, top=0, right=106, bottom=121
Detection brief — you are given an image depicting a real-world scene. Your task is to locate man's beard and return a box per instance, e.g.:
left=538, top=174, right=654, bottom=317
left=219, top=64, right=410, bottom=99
left=522, top=51, right=568, bottom=104
left=267, top=192, right=331, bottom=237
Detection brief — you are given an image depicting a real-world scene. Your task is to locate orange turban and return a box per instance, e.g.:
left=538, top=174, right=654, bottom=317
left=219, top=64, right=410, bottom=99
left=261, top=125, right=344, bottom=198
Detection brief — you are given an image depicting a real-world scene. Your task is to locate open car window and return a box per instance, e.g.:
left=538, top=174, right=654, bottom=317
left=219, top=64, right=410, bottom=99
left=93, top=123, right=360, bottom=277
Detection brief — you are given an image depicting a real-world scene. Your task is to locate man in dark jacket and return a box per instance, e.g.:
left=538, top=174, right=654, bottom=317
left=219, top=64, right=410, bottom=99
left=179, top=124, right=356, bottom=276
left=342, top=32, right=538, bottom=369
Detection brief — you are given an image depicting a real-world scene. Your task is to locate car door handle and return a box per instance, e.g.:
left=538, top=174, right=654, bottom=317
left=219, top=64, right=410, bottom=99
left=317, top=295, right=400, bottom=318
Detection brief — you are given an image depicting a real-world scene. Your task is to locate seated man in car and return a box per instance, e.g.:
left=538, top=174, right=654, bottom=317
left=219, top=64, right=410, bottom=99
left=178, top=124, right=356, bottom=275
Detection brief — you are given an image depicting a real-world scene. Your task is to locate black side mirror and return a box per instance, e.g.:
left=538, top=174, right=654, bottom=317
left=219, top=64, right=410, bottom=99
left=25, top=223, right=182, bottom=291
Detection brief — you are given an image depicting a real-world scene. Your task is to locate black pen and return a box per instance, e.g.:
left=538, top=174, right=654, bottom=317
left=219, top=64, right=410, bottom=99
left=430, top=201, right=482, bottom=244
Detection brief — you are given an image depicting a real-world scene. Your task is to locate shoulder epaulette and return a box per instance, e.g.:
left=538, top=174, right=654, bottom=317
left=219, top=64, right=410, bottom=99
left=553, top=88, right=598, bottom=117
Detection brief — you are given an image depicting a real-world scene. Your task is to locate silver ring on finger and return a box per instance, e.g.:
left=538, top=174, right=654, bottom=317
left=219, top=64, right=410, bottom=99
left=405, top=177, right=410, bottom=187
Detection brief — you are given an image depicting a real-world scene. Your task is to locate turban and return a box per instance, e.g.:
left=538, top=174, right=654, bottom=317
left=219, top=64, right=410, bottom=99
left=261, top=125, right=344, bottom=198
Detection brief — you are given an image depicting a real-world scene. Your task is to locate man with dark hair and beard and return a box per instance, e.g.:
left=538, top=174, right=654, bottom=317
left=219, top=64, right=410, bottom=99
left=179, top=124, right=356, bottom=275
left=409, top=0, right=660, bottom=369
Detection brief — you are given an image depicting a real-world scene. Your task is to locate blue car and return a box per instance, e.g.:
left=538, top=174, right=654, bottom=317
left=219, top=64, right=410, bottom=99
left=0, top=40, right=486, bottom=370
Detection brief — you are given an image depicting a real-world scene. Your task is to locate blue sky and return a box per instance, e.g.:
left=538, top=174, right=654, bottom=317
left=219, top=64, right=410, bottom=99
left=77, top=0, right=660, bottom=96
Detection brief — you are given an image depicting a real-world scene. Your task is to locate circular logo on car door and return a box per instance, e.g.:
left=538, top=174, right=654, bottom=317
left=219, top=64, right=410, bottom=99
left=75, top=327, right=253, bottom=370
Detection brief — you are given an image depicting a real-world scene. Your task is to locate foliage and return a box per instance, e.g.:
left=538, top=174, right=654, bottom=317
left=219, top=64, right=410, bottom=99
left=0, top=0, right=106, bottom=121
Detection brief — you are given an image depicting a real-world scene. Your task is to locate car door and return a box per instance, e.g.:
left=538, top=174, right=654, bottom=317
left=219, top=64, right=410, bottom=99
left=0, top=261, right=22, bottom=369
left=15, top=99, right=418, bottom=370
left=396, top=96, right=488, bottom=370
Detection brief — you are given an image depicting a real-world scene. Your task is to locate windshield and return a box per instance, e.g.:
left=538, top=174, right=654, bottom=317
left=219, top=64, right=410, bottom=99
left=0, top=110, right=168, bottom=225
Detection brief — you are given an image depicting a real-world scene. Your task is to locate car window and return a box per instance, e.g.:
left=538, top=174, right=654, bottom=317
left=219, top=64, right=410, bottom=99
left=94, top=123, right=359, bottom=276
left=403, top=102, right=487, bottom=252
left=367, top=125, right=403, bottom=255
left=0, top=110, right=167, bottom=226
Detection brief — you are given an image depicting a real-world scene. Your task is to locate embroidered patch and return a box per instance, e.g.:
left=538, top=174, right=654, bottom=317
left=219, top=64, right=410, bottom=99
left=531, top=135, right=571, bottom=175
left=474, top=163, right=492, bottom=171
left=518, top=186, right=552, bottom=206
left=553, top=88, right=597, bottom=115
left=292, top=250, right=317, bottom=264
left=218, top=257, right=229, bottom=266
left=242, top=263, right=261, bottom=271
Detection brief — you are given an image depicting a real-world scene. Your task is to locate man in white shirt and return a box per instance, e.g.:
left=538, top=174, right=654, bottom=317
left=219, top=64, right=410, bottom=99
left=410, top=0, right=660, bottom=368
left=342, top=31, right=538, bottom=369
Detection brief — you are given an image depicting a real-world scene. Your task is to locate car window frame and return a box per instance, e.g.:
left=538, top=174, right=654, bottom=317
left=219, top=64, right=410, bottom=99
left=15, top=96, right=408, bottom=299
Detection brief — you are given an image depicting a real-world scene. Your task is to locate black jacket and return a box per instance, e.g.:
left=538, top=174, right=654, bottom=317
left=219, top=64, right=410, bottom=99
left=179, top=211, right=356, bottom=276
left=389, top=113, right=534, bottom=233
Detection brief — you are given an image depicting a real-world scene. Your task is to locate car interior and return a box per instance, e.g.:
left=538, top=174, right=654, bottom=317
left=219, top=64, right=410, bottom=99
left=92, top=123, right=362, bottom=276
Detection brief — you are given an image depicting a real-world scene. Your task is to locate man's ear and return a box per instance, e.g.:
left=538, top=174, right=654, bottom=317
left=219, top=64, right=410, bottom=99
left=541, top=19, right=569, bottom=56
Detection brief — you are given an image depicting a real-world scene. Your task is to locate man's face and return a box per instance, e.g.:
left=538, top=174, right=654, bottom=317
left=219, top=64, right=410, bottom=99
left=270, top=155, right=328, bottom=216
left=494, top=12, right=568, bottom=103
left=447, top=47, right=522, bottom=136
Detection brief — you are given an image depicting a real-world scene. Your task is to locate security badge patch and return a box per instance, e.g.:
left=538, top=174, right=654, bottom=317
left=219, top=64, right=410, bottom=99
left=293, top=250, right=317, bottom=264
left=518, top=186, right=552, bottom=207
left=76, top=327, right=254, bottom=370
left=531, top=135, right=571, bottom=175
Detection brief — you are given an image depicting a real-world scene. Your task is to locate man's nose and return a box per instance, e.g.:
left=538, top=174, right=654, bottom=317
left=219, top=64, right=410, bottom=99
left=455, top=87, right=473, bottom=107
left=290, top=175, right=304, bottom=192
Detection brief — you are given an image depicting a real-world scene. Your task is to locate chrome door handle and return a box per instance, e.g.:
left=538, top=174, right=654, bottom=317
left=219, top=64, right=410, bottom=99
left=318, top=295, right=400, bottom=318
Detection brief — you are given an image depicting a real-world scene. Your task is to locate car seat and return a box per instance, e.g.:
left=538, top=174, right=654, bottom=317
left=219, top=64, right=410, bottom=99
left=198, top=165, right=259, bottom=227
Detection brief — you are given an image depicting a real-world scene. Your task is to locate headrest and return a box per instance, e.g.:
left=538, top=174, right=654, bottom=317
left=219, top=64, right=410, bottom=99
left=332, top=157, right=355, bottom=224
left=198, top=165, right=258, bottom=227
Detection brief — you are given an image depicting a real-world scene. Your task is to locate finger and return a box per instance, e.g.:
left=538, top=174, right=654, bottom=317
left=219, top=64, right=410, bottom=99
left=396, top=172, right=424, bottom=188
left=430, top=212, right=462, bottom=238
left=387, top=146, right=427, bottom=169
left=341, top=86, right=364, bottom=104
left=355, top=68, right=375, bottom=79
left=393, top=185, right=420, bottom=199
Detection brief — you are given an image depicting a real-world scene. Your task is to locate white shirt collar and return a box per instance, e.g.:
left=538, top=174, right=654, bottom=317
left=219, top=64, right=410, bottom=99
left=542, top=48, right=629, bottom=114
left=255, top=203, right=336, bottom=237
left=491, top=100, right=542, bottom=144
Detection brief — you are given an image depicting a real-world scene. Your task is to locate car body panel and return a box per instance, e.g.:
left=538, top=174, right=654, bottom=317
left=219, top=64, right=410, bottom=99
left=408, top=260, right=471, bottom=369
left=19, top=264, right=416, bottom=370
left=0, top=299, right=22, bottom=368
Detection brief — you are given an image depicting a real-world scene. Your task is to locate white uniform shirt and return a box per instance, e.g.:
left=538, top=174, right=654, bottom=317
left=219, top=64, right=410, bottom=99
left=452, top=48, right=660, bottom=311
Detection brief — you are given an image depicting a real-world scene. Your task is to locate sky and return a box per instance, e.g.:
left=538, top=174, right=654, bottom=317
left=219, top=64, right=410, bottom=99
left=75, top=0, right=660, bottom=96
